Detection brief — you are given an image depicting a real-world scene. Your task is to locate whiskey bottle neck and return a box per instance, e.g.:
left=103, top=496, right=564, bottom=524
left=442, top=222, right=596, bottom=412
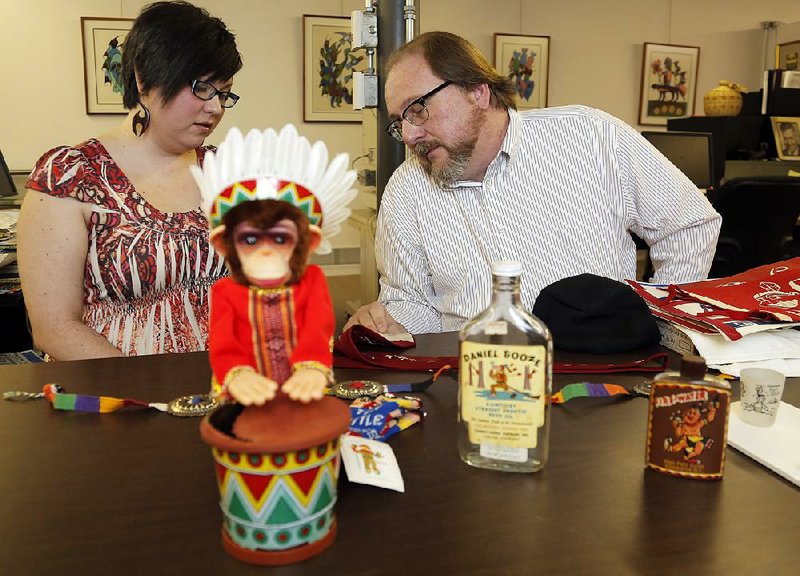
left=492, top=274, right=523, bottom=309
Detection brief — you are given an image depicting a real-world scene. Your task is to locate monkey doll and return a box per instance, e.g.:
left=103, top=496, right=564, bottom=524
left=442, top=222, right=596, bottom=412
left=192, top=125, right=357, bottom=406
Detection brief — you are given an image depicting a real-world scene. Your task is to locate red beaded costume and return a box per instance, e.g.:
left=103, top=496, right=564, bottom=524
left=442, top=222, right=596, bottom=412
left=209, top=266, right=334, bottom=393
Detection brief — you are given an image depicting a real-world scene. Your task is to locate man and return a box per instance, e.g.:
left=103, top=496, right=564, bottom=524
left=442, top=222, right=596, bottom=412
left=345, top=32, right=721, bottom=335
left=779, top=122, right=800, bottom=156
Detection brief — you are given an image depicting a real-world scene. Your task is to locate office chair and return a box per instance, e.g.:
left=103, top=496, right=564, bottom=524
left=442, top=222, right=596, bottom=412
left=708, top=176, right=800, bottom=277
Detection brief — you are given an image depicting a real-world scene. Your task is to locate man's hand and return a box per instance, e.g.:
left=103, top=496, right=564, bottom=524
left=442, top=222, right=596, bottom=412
left=227, top=370, right=278, bottom=406
left=343, top=301, right=407, bottom=335
left=282, top=368, right=327, bottom=403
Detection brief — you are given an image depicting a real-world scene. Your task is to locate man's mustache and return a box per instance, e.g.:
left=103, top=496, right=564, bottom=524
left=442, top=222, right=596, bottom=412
left=414, top=140, right=441, bottom=156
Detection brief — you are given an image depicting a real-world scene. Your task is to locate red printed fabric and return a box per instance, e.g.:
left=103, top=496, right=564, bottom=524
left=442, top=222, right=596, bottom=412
left=26, top=139, right=227, bottom=355
left=628, top=258, right=800, bottom=341
left=671, top=259, right=800, bottom=321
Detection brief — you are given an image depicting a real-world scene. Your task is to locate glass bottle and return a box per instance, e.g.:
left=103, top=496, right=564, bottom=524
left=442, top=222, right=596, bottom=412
left=645, top=354, right=731, bottom=479
left=458, top=260, right=552, bottom=472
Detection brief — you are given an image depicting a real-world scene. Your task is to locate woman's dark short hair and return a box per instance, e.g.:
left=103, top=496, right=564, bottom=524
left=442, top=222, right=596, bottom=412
left=387, top=31, right=516, bottom=111
left=122, top=1, right=242, bottom=109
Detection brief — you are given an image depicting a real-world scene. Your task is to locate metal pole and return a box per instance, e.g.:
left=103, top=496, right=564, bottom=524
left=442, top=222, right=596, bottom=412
left=376, top=0, right=416, bottom=205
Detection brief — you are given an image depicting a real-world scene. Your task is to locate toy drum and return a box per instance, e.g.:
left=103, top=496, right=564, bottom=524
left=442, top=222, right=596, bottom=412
left=200, top=394, right=350, bottom=565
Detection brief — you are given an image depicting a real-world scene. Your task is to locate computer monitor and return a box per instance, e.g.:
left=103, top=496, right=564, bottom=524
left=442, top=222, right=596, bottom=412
left=0, top=147, right=17, bottom=198
left=641, top=131, right=715, bottom=190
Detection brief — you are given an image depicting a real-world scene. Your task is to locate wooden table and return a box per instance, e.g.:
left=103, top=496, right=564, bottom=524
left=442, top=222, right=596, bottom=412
left=0, top=335, right=797, bottom=575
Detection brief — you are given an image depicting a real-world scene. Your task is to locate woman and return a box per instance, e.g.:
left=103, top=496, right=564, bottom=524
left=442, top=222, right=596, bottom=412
left=17, top=1, right=242, bottom=359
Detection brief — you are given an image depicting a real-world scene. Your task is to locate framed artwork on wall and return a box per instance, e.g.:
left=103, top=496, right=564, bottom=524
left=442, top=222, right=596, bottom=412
left=770, top=117, right=800, bottom=160
left=81, top=17, right=133, bottom=114
left=493, top=33, right=550, bottom=110
left=776, top=40, right=800, bottom=71
left=303, top=15, right=366, bottom=122
left=638, top=42, right=700, bottom=126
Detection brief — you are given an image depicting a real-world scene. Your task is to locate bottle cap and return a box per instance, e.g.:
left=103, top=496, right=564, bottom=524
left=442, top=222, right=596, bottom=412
left=491, top=260, right=522, bottom=277
left=679, top=355, right=707, bottom=380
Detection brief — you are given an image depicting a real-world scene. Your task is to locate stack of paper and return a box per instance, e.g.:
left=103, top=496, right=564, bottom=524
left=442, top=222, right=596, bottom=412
left=627, top=259, right=800, bottom=376
left=0, top=208, right=18, bottom=270
left=657, top=320, right=800, bottom=376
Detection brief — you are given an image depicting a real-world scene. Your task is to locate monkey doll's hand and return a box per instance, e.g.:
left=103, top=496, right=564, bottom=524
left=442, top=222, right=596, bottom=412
left=282, top=369, right=327, bottom=403
left=226, top=369, right=279, bottom=406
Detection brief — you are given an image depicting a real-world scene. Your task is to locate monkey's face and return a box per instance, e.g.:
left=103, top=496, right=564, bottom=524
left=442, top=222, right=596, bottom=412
left=233, top=218, right=298, bottom=288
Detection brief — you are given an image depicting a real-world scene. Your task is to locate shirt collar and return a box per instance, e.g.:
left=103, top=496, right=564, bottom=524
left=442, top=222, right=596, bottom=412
left=501, top=108, right=522, bottom=170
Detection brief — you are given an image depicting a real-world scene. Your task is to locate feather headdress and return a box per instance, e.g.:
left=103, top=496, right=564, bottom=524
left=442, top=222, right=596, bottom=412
left=191, top=125, right=358, bottom=254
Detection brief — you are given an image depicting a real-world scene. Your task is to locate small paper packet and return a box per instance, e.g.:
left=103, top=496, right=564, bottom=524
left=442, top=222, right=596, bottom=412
left=348, top=394, right=423, bottom=441
left=340, top=435, right=404, bottom=492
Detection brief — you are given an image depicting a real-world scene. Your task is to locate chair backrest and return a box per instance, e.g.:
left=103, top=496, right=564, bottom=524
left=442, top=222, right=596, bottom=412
left=709, top=176, right=800, bottom=277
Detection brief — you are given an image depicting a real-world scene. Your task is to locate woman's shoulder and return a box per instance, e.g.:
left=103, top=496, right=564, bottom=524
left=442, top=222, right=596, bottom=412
left=31, top=138, right=106, bottom=168
left=26, top=139, right=112, bottom=200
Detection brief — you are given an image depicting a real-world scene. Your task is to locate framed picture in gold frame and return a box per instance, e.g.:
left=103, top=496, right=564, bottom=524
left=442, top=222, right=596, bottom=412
left=638, top=42, right=700, bottom=126
left=776, top=40, right=800, bottom=71
left=771, top=116, right=800, bottom=160
left=81, top=17, right=133, bottom=114
left=493, top=33, right=550, bottom=110
left=303, top=15, right=366, bottom=122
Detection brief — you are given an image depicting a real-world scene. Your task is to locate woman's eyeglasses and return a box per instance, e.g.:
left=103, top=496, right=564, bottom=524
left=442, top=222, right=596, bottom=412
left=191, top=79, right=240, bottom=108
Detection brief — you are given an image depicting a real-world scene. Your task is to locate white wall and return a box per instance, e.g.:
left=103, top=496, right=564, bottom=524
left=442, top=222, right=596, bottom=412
left=0, top=0, right=367, bottom=169
left=2, top=0, right=799, bottom=167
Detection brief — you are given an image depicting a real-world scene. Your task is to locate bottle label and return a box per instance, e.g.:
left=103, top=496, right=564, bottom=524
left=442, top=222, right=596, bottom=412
left=459, top=341, right=547, bottom=449
left=479, top=443, right=527, bottom=463
left=645, top=380, right=730, bottom=479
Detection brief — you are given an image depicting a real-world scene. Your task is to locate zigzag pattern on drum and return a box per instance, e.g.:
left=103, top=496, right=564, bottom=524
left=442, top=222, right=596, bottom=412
left=213, top=444, right=341, bottom=551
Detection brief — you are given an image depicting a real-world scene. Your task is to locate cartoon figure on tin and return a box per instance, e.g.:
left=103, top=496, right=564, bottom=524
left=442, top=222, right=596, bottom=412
left=664, top=399, right=719, bottom=462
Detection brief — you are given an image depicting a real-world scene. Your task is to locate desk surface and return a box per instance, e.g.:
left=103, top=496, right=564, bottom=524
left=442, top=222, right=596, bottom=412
left=0, top=336, right=798, bottom=575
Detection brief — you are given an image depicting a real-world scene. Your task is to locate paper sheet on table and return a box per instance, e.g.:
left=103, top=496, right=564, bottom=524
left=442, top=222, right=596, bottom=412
left=679, top=325, right=800, bottom=365
left=0, top=209, right=19, bottom=230
left=728, top=401, right=800, bottom=487
left=340, top=435, right=404, bottom=492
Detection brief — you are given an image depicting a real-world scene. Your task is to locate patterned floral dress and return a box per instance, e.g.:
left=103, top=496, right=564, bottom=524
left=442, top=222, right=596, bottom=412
left=26, top=139, right=227, bottom=356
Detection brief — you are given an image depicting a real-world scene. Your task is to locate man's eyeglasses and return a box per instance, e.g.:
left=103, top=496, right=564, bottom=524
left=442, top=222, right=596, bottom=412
left=191, top=79, right=240, bottom=108
left=385, top=81, right=452, bottom=142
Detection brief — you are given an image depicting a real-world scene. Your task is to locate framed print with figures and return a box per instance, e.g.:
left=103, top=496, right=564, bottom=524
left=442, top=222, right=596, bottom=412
left=494, top=34, right=550, bottom=110
left=638, top=42, right=700, bottom=126
left=776, top=40, right=800, bottom=71
left=303, top=15, right=366, bottom=122
left=81, top=17, right=133, bottom=114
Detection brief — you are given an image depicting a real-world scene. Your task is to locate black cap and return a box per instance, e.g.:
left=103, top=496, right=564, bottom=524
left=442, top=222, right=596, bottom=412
left=531, top=273, right=660, bottom=353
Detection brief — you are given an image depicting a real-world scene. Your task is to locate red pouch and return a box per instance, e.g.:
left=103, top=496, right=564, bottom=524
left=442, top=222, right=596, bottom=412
left=333, top=325, right=668, bottom=374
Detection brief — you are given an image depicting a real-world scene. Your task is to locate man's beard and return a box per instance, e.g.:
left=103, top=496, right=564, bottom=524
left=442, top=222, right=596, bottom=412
left=414, top=139, right=474, bottom=185
left=413, top=111, right=482, bottom=185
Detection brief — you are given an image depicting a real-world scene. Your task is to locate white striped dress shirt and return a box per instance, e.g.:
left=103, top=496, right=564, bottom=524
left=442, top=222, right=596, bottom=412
left=376, top=105, right=722, bottom=334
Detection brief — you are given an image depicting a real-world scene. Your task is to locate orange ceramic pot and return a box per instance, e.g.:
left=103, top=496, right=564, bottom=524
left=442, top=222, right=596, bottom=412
left=703, top=81, right=744, bottom=116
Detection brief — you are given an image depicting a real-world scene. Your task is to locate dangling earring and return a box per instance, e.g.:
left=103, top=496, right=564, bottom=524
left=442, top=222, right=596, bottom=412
left=132, top=102, right=150, bottom=137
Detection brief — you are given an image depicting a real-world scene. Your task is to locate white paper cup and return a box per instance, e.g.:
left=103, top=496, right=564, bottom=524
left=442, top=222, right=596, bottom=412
left=738, top=368, right=785, bottom=427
